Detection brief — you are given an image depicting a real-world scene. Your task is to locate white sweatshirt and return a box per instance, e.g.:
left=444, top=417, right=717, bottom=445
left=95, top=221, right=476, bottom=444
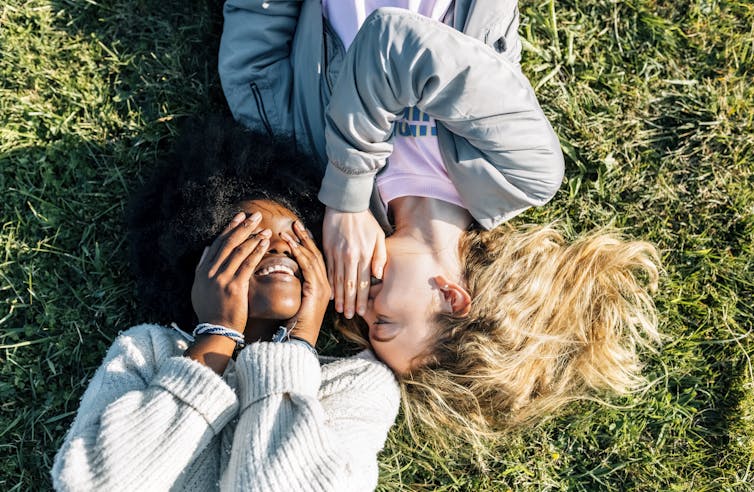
left=52, top=324, right=400, bottom=491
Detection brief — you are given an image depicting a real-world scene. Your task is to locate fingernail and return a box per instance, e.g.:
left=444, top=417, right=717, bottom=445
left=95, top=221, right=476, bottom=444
left=259, top=229, right=272, bottom=237
left=259, top=238, right=269, bottom=247
left=250, top=211, right=262, bottom=221
left=345, top=310, right=353, bottom=318
left=232, top=212, right=246, bottom=223
left=376, top=267, right=383, bottom=279
left=294, top=220, right=305, bottom=230
left=357, top=306, right=365, bottom=316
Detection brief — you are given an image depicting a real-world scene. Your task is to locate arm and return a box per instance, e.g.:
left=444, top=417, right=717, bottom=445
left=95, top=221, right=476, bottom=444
left=221, top=221, right=398, bottom=490
left=218, top=0, right=302, bottom=135
left=318, top=7, right=564, bottom=220
left=222, top=343, right=400, bottom=491
left=52, top=325, right=239, bottom=491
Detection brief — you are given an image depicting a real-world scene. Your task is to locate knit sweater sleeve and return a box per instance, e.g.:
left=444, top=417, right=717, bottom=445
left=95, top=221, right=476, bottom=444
left=221, top=343, right=400, bottom=491
left=51, top=324, right=239, bottom=492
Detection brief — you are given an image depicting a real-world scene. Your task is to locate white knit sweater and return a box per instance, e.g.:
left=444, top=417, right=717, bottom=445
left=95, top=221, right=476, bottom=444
left=52, top=324, right=400, bottom=491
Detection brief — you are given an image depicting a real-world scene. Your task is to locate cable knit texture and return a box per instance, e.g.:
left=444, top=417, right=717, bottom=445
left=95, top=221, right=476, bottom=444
left=52, top=324, right=400, bottom=492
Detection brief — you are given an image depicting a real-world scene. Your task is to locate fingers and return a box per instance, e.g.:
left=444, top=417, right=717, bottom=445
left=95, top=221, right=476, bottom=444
left=205, top=211, right=247, bottom=266
left=326, top=258, right=335, bottom=301
left=282, top=228, right=326, bottom=280
left=334, top=259, right=346, bottom=314
left=207, top=212, right=263, bottom=276
left=356, top=262, right=371, bottom=317
left=218, top=229, right=272, bottom=279
left=372, top=234, right=386, bottom=280
left=234, top=236, right=271, bottom=282
left=342, top=257, right=359, bottom=318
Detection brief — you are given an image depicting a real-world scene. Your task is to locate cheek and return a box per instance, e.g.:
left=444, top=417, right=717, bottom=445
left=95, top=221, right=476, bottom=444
left=371, top=342, right=411, bottom=375
left=247, top=280, right=302, bottom=320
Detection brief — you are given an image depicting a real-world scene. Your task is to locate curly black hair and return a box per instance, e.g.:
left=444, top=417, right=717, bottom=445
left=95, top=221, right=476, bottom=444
left=127, top=115, right=325, bottom=329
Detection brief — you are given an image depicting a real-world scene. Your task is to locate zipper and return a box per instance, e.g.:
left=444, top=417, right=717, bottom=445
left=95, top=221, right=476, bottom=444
left=249, top=82, right=274, bottom=137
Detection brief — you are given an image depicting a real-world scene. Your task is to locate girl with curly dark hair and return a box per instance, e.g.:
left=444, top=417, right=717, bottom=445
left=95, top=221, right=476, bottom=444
left=52, top=116, right=400, bottom=492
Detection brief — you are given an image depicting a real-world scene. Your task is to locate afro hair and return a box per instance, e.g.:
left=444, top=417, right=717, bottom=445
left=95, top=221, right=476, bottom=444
left=127, top=115, right=325, bottom=329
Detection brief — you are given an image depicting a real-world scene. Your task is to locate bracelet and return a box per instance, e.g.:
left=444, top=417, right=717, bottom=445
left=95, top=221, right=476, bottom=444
left=193, top=323, right=246, bottom=348
left=272, top=325, right=318, bottom=357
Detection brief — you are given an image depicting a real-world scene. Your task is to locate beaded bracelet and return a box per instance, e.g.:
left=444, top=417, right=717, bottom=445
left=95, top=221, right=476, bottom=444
left=193, top=323, right=246, bottom=348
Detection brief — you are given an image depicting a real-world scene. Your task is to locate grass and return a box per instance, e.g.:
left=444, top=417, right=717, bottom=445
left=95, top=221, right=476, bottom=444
left=1, top=0, right=752, bottom=489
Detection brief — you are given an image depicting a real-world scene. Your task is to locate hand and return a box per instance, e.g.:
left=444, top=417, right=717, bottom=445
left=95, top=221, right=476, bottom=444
left=280, top=221, right=331, bottom=347
left=191, top=211, right=271, bottom=333
left=322, top=207, right=386, bottom=319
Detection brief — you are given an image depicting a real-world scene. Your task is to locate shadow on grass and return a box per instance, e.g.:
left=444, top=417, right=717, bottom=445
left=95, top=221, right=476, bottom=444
left=2, top=0, right=230, bottom=488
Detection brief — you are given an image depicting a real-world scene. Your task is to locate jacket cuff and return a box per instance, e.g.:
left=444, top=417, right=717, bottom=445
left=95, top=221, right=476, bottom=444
left=150, top=356, right=239, bottom=433
left=235, top=342, right=321, bottom=410
left=317, top=162, right=375, bottom=212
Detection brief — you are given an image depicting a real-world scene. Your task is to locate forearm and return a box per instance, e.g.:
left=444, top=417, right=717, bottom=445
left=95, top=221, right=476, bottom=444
left=320, top=7, right=563, bottom=213
left=53, top=330, right=238, bottom=491
left=223, top=344, right=399, bottom=490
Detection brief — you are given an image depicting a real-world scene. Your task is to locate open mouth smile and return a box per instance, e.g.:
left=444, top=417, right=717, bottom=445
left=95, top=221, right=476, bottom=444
left=254, top=256, right=301, bottom=281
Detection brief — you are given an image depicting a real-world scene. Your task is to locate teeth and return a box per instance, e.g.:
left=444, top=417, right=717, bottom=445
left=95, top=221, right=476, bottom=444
left=256, top=265, right=295, bottom=277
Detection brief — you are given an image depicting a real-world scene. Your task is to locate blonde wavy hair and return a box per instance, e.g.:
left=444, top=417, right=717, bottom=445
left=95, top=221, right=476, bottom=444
left=336, top=223, right=661, bottom=452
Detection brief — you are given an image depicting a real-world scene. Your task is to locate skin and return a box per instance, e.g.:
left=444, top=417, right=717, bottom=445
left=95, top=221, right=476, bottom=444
left=186, top=199, right=330, bottom=375
left=358, top=196, right=473, bottom=374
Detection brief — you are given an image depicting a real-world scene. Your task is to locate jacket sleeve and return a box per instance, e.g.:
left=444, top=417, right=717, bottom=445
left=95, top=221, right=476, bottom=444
left=51, top=325, right=239, bottom=492
left=218, top=0, right=302, bottom=135
left=221, top=343, right=400, bottom=492
left=318, top=7, right=564, bottom=227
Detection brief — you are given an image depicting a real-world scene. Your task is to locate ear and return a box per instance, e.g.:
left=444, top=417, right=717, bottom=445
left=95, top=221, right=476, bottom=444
left=433, top=275, right=471, bottom=317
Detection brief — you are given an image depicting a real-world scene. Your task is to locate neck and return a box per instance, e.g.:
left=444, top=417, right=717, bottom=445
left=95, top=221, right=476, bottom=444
left=389, top=196, right=472, bottom=276
left=244, top=318, right=280, bottom=343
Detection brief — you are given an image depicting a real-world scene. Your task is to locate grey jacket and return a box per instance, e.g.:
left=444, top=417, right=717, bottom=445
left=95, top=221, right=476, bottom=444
left=219, top=0, right=564, bottom=229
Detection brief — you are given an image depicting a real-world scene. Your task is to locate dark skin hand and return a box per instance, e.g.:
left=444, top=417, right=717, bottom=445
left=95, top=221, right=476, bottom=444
left=185, top=211, right=271, bottom=374
left=185, top=213, right=331, bottom=374
left=280, top=220, right=331, bottom=347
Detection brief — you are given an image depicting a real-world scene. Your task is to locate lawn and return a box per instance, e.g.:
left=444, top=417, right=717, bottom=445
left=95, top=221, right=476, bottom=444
left=1, top=0, right=752, bottom=490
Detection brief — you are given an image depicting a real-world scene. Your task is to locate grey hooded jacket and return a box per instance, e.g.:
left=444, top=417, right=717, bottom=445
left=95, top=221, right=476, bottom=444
left=219, top=0, right=564, bottom=230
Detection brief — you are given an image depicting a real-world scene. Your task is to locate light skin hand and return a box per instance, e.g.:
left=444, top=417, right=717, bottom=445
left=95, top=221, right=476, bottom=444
left=323, top=207, right=386, bottom=319
left=281, top=221, right=331, bottom=347
left=185, top=211, right=271, bottom=374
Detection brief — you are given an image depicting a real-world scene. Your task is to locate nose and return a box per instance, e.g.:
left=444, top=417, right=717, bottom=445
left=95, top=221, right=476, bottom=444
left=266, top=234, right=293, bottom=258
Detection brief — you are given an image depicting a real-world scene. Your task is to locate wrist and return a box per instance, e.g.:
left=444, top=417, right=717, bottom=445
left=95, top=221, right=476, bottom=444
left=198, top=318, right=245, bottom=334
left=184, top=335, right=237, bottom=374
left=272, top=324, right=319, bottom=352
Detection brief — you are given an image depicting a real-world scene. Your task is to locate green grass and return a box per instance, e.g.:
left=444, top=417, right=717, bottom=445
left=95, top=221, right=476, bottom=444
left=1, top=0, right=752, bottom=489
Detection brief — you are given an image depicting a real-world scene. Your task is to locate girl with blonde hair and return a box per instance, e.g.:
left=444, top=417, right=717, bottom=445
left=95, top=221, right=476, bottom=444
left=220, top=0, right=661, bottom=451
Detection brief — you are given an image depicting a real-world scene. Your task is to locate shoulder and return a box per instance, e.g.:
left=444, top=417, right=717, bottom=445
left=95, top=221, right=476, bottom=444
left=319, top=351, right=400, bottom=407
left=103, top=324, right=190, bottom=371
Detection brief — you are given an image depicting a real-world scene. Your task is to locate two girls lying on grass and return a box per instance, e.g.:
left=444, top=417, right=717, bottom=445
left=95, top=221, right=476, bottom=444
left=219, top=0, right=662, bottom=446
left=53, top=120, right=400, bottom=491
left=53, top=0, right=661, bottom=490
left=52, top=117, right=660, bottom=492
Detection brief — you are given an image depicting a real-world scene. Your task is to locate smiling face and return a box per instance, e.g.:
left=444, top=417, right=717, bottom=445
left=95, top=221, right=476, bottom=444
left=237, top=199, right=303, bottom=320
left=360, top=235, right=446, bottom=374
